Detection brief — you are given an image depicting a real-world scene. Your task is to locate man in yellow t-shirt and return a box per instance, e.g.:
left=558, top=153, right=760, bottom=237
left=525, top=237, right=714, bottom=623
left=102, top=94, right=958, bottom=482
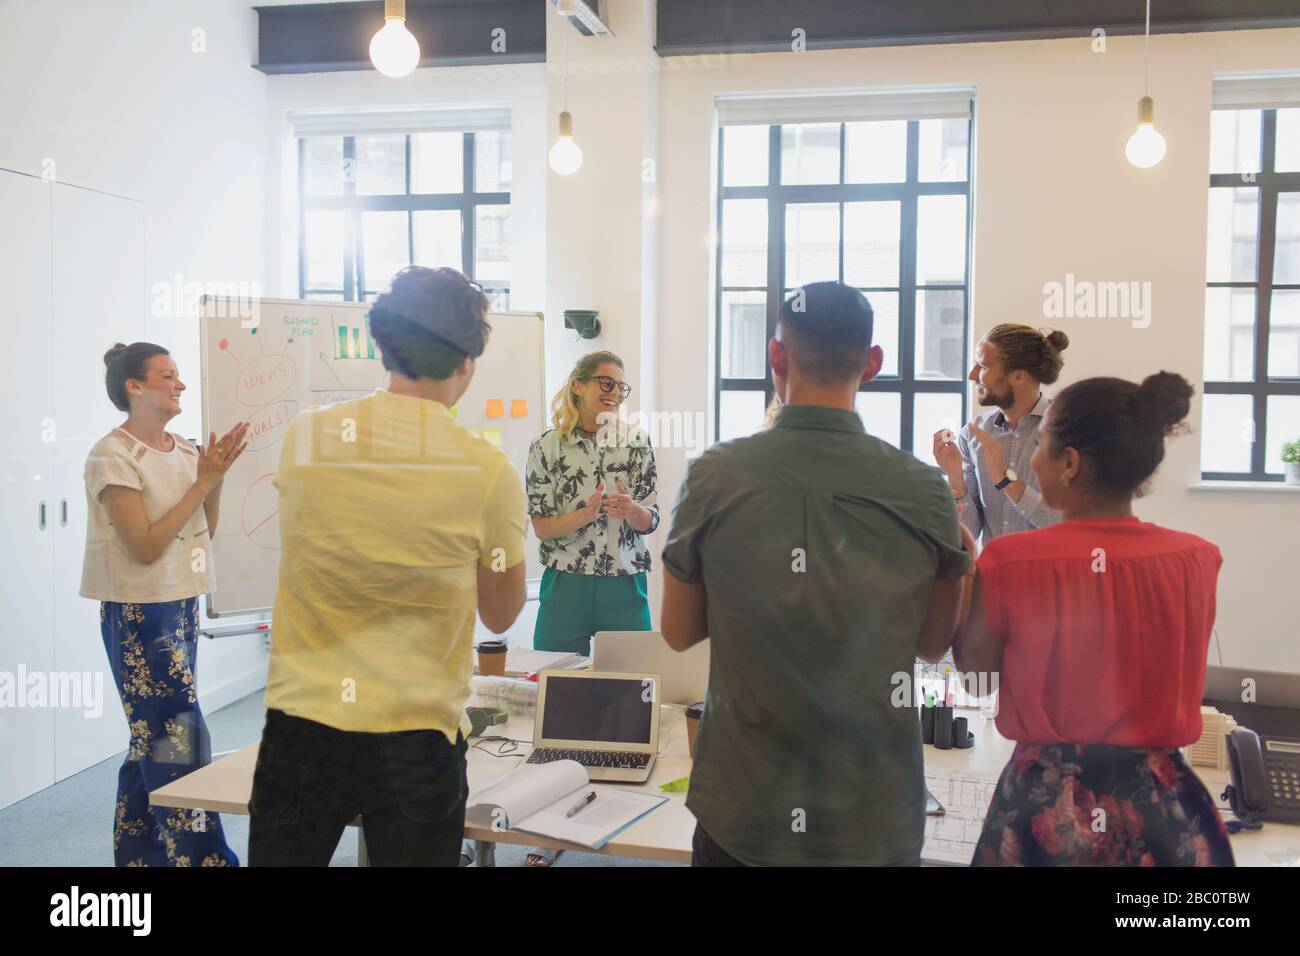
left=250, top=266, right=526, bottom=867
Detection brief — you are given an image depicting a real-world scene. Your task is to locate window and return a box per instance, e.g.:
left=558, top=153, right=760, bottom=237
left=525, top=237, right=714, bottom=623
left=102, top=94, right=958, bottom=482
left=298, top=130, right=512, bottom=307
left=1202, top=107, right=1300, bottom=480
left=715, top=115, right=972, bottom=463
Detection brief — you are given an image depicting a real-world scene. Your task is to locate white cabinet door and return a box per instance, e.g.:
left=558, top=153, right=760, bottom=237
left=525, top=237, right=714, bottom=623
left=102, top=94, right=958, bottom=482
left=50, top=184, right=143, bottom=779
left=0, top=171, right=55, bottom=809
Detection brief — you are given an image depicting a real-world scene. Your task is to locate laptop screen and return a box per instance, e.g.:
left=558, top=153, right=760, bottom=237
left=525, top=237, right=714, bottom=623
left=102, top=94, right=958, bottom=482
left=540, top=675, right=654, bottom=745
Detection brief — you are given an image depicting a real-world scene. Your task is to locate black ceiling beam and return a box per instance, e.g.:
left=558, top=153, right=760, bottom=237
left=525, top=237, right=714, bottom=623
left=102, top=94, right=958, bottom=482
left=254, top=0, right=546, bottom=74
left=656, top=0, right=1300, bottom=56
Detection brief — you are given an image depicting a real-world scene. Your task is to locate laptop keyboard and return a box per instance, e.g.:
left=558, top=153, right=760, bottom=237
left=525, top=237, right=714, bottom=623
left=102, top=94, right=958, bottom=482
left=526, top=748, right=651, bottom=770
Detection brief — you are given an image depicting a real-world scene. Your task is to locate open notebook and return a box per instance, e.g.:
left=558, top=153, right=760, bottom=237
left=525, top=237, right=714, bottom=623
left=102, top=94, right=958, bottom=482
left=466, top=760, right=667, bottom=849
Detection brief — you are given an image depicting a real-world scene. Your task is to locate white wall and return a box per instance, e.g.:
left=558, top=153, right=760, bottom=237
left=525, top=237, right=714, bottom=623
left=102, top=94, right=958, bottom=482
left=0, top=0, right=271, bottom=721
left=650, top=27, right=1300, bottom=673
left=544, top=2, right=660, bottom=402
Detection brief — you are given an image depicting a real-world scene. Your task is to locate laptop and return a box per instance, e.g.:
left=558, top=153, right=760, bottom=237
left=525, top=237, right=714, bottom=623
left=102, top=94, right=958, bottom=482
left=591, top=631, right=708, bottom=706
left=525, top=670, right=660, bottom=783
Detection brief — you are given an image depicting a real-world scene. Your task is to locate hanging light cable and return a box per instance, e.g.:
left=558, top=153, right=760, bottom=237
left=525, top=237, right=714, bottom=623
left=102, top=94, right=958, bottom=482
left=1125, top=0, right=1167, bottom=168
left=549, top=8, right=584, bottom=176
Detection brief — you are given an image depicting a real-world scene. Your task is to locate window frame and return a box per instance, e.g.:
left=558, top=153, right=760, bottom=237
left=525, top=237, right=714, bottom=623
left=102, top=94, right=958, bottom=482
left=297, top=130, right=510, bottom=305
left=714, top=118, right=973, bottom=453
left=1203, top=108, right=1300, bottom=482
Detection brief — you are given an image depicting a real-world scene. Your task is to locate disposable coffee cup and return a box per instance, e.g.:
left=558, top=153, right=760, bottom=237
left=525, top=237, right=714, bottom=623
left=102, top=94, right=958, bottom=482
left=476, top=640, right=508, bottom=677
left=685, top=701, right=704, bottom=758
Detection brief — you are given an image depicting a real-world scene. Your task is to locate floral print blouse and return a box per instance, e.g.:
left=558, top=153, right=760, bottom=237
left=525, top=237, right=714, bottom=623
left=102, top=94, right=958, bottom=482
left=525, top=427, right=659, bottom=576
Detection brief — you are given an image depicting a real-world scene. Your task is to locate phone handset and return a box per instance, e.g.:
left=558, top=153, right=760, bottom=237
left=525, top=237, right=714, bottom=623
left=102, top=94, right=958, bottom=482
left=1222, top=727, right=1269, bottom=833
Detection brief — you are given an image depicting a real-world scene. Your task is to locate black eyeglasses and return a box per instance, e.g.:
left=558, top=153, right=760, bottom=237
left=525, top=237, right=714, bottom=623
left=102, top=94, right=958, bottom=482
left=585, top=375, right=631, bottom=399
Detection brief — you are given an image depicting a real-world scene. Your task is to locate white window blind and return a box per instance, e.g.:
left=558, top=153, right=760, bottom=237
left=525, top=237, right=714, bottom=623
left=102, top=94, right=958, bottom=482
left=1212, top=74, right=1300, bottom=110
left=289, top=105, right=511, bottom=138
left=716, top=86, right=973, bottom=127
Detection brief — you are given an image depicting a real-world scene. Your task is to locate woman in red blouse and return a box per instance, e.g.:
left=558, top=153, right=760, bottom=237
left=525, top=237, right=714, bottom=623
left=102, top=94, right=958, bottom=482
left=955, top=371, right=1234, bottom=866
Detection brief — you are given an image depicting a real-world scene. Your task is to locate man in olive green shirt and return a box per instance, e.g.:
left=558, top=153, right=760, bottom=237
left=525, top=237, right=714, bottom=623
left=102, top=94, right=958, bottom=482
left=661, top=282, right=972, bottom=866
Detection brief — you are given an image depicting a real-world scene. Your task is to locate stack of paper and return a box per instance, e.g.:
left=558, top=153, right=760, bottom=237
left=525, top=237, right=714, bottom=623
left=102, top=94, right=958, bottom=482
left=499, top=648, right=587, bottom=677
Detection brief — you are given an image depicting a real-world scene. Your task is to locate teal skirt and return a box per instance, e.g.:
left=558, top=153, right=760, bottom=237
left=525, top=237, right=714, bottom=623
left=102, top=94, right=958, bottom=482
left=533, top=567, right=652, bottom=655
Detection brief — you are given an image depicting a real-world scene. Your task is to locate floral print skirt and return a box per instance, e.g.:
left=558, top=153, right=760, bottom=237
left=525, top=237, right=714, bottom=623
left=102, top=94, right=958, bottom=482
left=972, top=741, right=1234, bottom=867
left=100, top=598, right=238, bottom=866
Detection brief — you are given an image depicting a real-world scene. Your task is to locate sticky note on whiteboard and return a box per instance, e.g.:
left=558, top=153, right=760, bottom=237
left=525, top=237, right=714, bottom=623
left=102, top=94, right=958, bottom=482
left=486, top=399, right=505, bottom=418
left=483, top=428, right=503, bottom=447
left=511, top=399, right=528, bottom=418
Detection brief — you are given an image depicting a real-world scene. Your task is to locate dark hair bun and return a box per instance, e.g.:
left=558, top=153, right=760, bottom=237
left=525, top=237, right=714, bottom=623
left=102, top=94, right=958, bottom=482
left=983, top=324, right=1067, bottom=384
left=103, top=341, right=169, bottom=412
left=1138, top=371, right=1193, bottom=433
left=103, top=343, right=129, bottom=367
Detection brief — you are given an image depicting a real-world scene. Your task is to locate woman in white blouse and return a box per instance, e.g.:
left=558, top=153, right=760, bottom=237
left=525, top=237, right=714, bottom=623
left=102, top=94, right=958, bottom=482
left=80, top=342, right=248, bottom=866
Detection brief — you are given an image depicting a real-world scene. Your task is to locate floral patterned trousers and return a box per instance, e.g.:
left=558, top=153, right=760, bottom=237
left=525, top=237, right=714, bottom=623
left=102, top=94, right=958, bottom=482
left=99, top=598, right=238, bottom=866
left=973, top=741, right=1235, bottom=867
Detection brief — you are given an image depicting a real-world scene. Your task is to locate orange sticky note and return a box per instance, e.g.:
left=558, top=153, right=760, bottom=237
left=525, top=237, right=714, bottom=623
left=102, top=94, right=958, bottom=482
left=486, top=399, right=505, bottom=418
left=510, top=399, right=529, bottom=418
left=483, top=428, right=503, bottom=447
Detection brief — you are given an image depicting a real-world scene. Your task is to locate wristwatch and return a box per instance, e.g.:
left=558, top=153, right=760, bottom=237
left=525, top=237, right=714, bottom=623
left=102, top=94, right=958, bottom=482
left=994, top=468, right=1018, bottom=491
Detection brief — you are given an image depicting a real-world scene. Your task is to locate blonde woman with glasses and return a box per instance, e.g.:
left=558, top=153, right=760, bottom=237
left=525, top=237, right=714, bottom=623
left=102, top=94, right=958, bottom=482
left=522, top=351, right=655, bottom=658
left=525, top=351, right=659, bottom=658
left=523, top=350, right=659, bottom=867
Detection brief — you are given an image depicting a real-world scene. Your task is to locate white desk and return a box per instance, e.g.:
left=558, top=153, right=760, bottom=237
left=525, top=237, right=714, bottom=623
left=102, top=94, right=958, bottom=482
left=150, top=706, right=1300, bottom=866
left=150, top=702, right=696, bottom=865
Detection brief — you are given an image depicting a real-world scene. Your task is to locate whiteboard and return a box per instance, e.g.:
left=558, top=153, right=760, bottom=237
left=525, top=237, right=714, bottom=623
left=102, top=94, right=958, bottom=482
left=200, top=295, right=546, bottom=617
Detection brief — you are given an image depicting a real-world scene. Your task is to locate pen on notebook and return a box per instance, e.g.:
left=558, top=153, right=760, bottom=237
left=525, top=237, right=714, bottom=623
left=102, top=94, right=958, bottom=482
left=565, top=791, right=597, bottom=818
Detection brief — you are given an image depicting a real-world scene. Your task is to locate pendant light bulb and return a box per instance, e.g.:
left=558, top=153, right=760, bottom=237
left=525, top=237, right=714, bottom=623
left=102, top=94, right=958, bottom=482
left=1126, top=95, right=1167, bottom=168
left=550, top=110, right=584, bottom=175
left=370, top=0, right=420, bottom=78
left=1126, top=0, right=1166, bottom=168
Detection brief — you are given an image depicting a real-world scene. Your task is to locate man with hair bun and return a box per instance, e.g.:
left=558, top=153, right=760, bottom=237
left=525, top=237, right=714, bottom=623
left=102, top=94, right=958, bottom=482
left=934, top=324, right=1069, bottom=545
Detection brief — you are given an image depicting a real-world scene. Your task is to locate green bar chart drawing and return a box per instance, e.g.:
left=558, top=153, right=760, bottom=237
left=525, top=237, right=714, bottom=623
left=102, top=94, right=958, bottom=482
left=334, top=318, right=374, bottom=360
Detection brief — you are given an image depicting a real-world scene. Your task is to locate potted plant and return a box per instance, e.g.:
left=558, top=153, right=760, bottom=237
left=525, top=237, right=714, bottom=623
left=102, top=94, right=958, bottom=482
left=1284, top=438, right=1300, bottom=486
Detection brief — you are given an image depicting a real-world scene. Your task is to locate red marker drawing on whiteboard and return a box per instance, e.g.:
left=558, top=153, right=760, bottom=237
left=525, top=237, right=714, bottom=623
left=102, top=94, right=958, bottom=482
left=218, top=338, right=242, bottom=366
